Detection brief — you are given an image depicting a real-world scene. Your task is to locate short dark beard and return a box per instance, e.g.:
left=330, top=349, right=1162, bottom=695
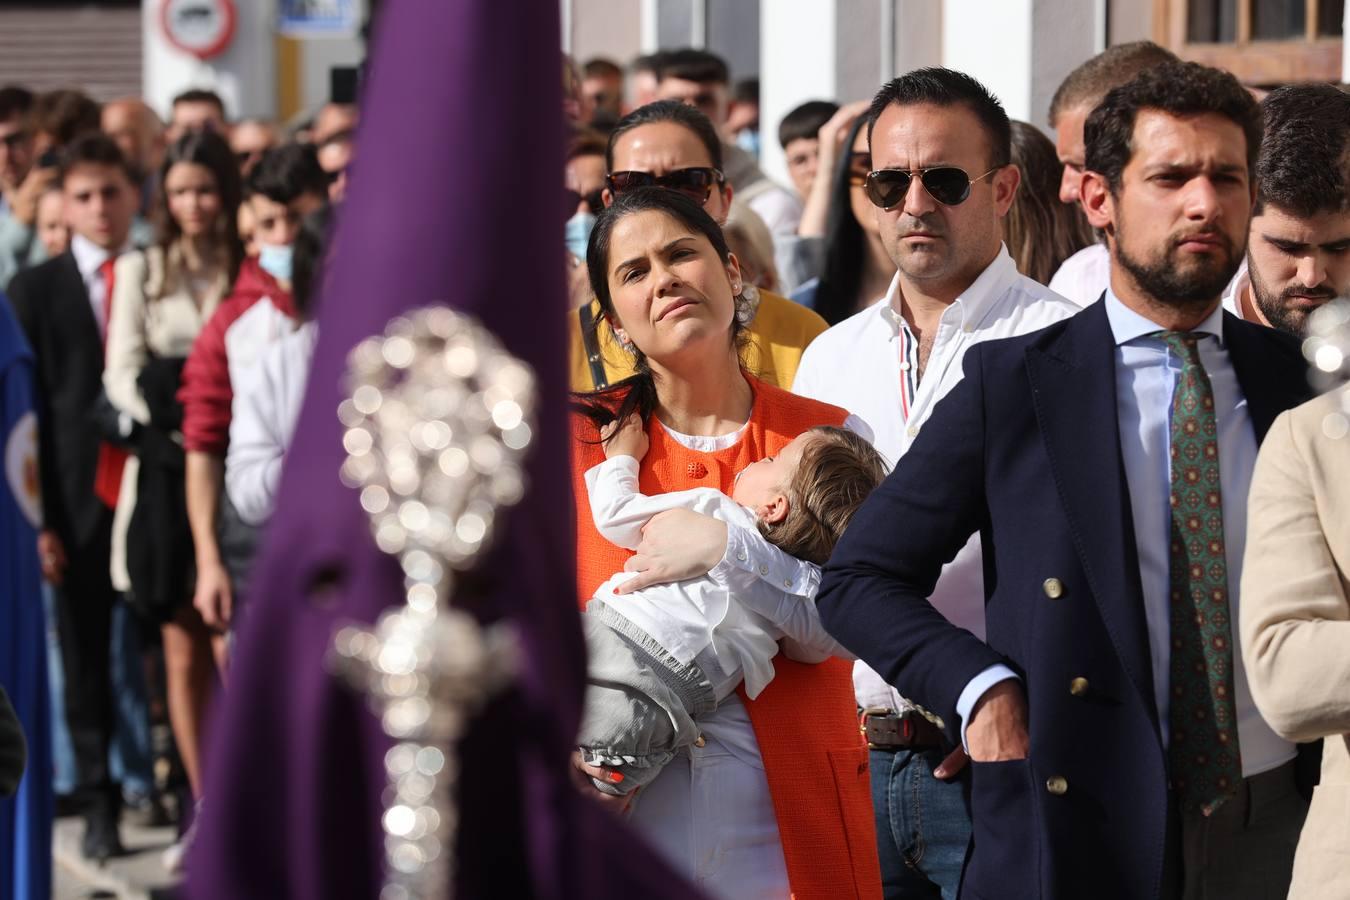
left=1247, top=252, right=1335, bottom=338
left=1115, top=225, right=1239, bottom=317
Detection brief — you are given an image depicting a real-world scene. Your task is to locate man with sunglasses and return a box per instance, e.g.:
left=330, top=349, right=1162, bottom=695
left=820, top=62, right=1316, bottom=900
left=567, top=100, right=828, bottom=392
left=653, top=49, right=810, bottom=290
left=793, top=67, right=1077, bottom=900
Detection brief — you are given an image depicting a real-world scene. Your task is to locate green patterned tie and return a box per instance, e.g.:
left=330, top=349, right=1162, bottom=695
left=1156, top=331, right=1243, bottom=817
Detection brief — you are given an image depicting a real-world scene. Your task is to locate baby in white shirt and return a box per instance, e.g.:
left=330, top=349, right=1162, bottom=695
left=578, top=415, right=887, bottom=796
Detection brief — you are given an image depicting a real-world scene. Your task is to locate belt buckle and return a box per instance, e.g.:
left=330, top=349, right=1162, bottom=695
left=859, top=706, right=903, bottom=750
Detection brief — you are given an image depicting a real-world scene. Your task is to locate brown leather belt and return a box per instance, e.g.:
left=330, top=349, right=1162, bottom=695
left=860, top=707, right=947, bottom=751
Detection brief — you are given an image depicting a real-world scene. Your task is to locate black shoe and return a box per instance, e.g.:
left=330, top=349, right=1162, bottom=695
left=81, top=809, right=126, bottom=863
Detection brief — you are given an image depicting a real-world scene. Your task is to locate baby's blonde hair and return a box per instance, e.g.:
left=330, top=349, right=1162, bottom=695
left=761, top=426, right=888, bottom=565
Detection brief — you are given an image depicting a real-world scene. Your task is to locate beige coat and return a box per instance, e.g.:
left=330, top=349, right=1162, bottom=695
left=1241, top=386, right=1350, bottom=900
left=103, top=245, right=228, bottom=592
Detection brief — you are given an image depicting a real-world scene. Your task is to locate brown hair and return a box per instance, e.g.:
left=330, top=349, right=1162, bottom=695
left=1048, top=41, right=1178, bottom=127
left=1004, top=121, right=1094, bottom=284
left=763, top=426, right=888, bottom=566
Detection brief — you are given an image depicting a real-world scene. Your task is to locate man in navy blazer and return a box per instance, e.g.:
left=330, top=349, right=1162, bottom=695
left=819, top=62, right=1315, bottom=900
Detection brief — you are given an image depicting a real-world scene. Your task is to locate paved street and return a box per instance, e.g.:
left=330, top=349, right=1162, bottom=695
left=52, top=815, right=180, bottom=900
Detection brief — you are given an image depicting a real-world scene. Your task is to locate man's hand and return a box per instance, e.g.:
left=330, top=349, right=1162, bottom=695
left=965, top=680, right=1031, bottom=762
left=615, top=509, right=728, bottom=594
left=933, top=746, right=970, bottom=780
left=37, top=530, right=66, bottom=586
left=10, top=166, right=58, bottom=227
left=193, top=559, right=234, bottom=631
left=599, top=415, right=648, bottom=462
left=569, top=750, right=637, bottom=813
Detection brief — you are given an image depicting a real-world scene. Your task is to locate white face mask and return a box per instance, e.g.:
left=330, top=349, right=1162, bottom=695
left=258, top=241, right=294, bottom=282
left=564, top=210, right=596, bottom=259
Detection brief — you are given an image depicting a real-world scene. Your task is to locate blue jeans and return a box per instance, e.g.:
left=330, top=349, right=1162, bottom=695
left=42, top=585, right=75, bottom=796
left=44, top=593, right=153, bottom=801
left=108, top=601, right=154, bottom=801
left=870, top=747, right=972, bottom=900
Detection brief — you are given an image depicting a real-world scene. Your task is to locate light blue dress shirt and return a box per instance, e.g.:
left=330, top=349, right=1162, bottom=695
left=956, top=290, right=1295, bottom=775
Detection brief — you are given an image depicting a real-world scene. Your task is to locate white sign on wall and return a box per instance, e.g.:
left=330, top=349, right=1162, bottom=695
left=160, top=0, right=237, bottom=60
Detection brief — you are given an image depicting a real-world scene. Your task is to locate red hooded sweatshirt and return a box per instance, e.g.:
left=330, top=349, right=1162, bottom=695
left=179, top=257, right=297, bottom=455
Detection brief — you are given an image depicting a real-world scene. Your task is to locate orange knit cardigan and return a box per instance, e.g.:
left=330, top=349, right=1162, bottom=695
left=571, top=378, right=881, bottom=900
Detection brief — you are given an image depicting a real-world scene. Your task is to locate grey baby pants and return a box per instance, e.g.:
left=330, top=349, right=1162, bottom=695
left=577, top=603, right=717, bottom=796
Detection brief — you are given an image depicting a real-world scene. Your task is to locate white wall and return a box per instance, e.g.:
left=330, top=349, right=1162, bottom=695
left=1344, top=1, right=1350, bottom=82
left=759, top=0, right=837, bottom=185
left=943, top=0, right=1032, bottom=120
left=941, top=0, right=1098, bottom=130
left=142, top=0, right=279, bottom=120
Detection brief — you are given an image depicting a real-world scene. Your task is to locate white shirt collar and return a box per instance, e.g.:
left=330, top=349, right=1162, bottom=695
left=875, top=244, right=1019, bottom=336
left=1103, top=285, right=1226, bottom=348
left=70, top=233, right=118, bottom=284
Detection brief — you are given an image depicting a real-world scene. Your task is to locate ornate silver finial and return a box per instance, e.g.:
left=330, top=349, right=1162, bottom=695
left=329, top=307, right=537, bottom=899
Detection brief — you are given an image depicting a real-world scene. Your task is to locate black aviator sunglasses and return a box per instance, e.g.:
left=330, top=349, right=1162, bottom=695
left=863, top=165, right=1001, bottom=209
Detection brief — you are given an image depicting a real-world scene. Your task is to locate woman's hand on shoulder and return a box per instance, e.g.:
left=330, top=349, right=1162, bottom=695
left=615, top=509, right=728, bottom=593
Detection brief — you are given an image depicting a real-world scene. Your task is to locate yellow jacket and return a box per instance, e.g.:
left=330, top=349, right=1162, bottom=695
left=568, top=289, right=828, bottom=392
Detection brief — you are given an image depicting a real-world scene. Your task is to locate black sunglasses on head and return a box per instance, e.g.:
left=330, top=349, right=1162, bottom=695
left=606, top=167, right=726, bottom=205
left=863, top=165, right=1001, bottom=209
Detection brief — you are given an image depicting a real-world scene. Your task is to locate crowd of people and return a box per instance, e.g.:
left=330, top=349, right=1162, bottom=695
left=0, top=83, right=348, bottom=894
left=558, top=46, right=1349, bottom=900
left=0, top=31, right=1348, bottom=900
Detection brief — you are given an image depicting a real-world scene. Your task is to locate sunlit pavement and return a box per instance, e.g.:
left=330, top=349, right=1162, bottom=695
left=52, top=814, right=180, bottom=900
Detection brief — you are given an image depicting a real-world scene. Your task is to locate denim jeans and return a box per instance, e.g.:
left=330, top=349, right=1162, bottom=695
left=870, top=746, right=972, bottom=900
left=42, top=585, right=75, bottom=796
left=108, top=600, right=154, bottom=801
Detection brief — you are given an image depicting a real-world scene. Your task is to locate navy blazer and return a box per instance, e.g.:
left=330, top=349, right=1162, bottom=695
left=818, top=299, right=1313, bottom=900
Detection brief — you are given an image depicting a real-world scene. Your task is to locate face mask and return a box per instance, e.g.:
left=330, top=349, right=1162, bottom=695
left=564, top=211, right=596, bottom=260
left=736, top=129, right=761, bottom=161
left=258, top=242, right=294, bottom=283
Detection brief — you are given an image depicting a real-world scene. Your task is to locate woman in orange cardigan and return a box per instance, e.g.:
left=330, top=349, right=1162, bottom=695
left=571, top=187, right=881, bottom=900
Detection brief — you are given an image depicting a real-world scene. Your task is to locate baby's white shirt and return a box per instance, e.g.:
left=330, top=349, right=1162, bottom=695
left=584, top=455, right=846, bottom=698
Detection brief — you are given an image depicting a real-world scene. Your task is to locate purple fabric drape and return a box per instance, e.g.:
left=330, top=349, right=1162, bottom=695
left=186, top=1, right=699, bottom=896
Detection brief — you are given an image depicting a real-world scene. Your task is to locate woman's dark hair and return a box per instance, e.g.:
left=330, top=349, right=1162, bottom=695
left=812, top=115, right=869, bottom=326
left=291, top=203, right=332, bottom=320
left=574, top=186, right=743, bottom=434
left=1004, top=121, right=1093, bottom=285
left=155, top=129, right=243, bottom=287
